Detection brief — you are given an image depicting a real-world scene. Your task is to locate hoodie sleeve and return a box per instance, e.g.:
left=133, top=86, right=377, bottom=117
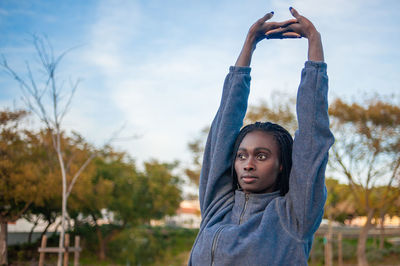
left=199, top=66, right=251, bottom=218
left=282, top=61, right=334, bottom=239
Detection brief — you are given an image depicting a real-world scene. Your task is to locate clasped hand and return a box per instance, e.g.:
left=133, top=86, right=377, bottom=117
left=247, top=7, right=318, bottom=45
left=236, top=7, right=323, bottom=66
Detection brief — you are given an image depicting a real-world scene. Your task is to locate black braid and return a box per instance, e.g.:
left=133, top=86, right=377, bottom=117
left=231, top=122, right=293, bottom=196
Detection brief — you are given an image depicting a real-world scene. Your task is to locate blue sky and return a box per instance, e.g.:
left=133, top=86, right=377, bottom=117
left=1, top=0, right=400, bottom=175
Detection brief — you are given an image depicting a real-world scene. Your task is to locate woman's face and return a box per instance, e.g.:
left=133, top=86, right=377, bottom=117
left=234, top=130, right=281, bottom=194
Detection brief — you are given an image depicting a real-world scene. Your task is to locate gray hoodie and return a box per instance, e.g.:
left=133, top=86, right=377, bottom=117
left=189, top=61, right=334, bottom=265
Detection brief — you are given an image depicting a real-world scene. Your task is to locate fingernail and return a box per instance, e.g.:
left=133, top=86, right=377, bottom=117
left=289, top=7, right=293, bottom=10
left=271, top=11, right=274, bottom=14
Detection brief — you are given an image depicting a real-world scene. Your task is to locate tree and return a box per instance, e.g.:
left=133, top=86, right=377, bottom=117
left=73, top=149, right=182, bottom=260
left=1, top=35, right=98, bottom=265
left=25, top=130, right=96, bottom=237
left=324, top=178, right=355, bottom=224
left=185, top=127, right=209, bottom=186
left=329, top=97, right=400, bottom=266
left=0, top=110, right=50, bottom=265
left=245, top=93, right=297, bottom=135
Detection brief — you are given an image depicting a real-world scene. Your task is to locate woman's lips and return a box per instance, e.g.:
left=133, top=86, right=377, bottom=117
left=241, top=176, right=258, bottom=184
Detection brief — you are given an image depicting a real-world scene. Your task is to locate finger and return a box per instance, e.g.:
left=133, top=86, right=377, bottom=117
left=265, top=24, right=295, bottom=35
left=258, top=11, right=274, bottom=23
left=265, top=32, right=301, bottom=39
left=276, top=18, right=297, bottom=28
left=282, top=32, right=301, bottom=38
left=289, top=7, right=300, bottom=19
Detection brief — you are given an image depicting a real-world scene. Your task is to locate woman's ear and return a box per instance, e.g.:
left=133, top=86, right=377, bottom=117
left=279, top=165, right=283, bottom=172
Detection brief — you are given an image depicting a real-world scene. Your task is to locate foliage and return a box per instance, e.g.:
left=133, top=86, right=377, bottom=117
left=185, top=127, right=209, bottom=186
left=329, top=96, right=400, bottom=264
left=74, top=151, right=182, bottom=226
left=309, top=236, right=400, bottom=264
left=1, top=34, right=97, bottom=265
left=0, top=110, right=50, bottom=222
left=9, top=226, right=198, bottom=265
left=329, top=97, right=400, bottom=197
left=0, top=109, right=101, bottom=265
left=108, top=226, right=198, bottom=265
left=245, top=93, right=297, bottom=135
left=23, top=130, right=96, bottom=232
left=71, top=150, right=182, bottom=260
left=324, top=178, right=355, bottom=223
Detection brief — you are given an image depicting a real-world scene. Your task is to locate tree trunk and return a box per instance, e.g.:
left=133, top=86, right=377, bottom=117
left=324, top=217, right=333, bottom=266
left=28, top=216, right=40, bottom=244
left=357, top=209, right=374, bottom=266
left=379, top=213, right=385, bottom=250
left=0, top=222, right=8, bottom=266
left=41, top=220, right=53, bottom=240
left=56, top=135, right=68, bottom=266
left=96, top=226, right=106, bottom=261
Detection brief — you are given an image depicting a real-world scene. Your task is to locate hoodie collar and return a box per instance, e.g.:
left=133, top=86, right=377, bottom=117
left=233, top=189, right=281, bottom=224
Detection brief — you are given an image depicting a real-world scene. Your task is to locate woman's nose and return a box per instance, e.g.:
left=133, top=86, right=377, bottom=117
left=244, top=158, right=255, bottom=171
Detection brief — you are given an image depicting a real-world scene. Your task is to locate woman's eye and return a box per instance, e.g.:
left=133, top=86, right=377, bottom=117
left=237, top=153, right=246, bottom=160
left=256, top=153, right=267, bottom=160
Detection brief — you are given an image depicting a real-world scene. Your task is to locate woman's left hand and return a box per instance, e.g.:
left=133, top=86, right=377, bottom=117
left=246, top=12, right=299, bottom=47
left=265, top=7, right=319, bottom=40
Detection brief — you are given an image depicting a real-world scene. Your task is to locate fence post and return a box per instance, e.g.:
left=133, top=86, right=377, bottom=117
left=74, top=236, right=80, bottom=266
left=324, top=232, right=332, bottom=266
left=338, top=232, right=343, bottom=266
left=38, top=235, right=47, bottom=266
left=63, top=233, right=70, bottom=266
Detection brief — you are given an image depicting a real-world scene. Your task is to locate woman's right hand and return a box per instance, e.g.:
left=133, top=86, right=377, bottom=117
left=235, top=12, right=298, bottom=66
left=264, top=7, right=324, bottom=62
left=246, top=12, right=299, bottom=48
left=265, top=7, right=318, bottom=40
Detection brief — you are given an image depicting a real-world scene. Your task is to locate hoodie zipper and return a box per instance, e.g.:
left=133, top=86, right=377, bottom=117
left=239, top=193, right=250, bottom=225
left=211, top=225, right=225, bottom=266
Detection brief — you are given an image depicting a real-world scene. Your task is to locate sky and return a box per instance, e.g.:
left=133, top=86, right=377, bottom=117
left=1, top=0, right=400, bottom=181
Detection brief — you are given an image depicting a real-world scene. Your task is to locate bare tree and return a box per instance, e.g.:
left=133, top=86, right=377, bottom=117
left=1, top=35, right=96, bottom=266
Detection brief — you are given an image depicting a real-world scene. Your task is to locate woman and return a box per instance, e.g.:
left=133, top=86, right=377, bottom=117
left=189, top=7, right=334, bottom=265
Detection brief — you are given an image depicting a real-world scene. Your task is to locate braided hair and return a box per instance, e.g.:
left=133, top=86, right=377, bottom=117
left=231, top=122, right=293, bottom=196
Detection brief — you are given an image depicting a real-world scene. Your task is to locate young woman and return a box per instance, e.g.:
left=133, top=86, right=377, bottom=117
left=188, top=7, right=334, bottom=265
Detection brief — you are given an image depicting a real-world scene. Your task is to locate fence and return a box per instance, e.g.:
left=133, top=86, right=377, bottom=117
left=38, top=234, right=81, bottom=266
left=312, top=226, right=400, bottom=266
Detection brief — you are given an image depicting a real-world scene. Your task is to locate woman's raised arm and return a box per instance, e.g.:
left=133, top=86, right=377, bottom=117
left=200, top=12, right=297, bottom=219
left=268, top=8, right=334, bottom=239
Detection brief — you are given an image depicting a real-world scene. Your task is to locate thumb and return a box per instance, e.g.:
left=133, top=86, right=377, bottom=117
left=289, top=7, right=300, bottom=18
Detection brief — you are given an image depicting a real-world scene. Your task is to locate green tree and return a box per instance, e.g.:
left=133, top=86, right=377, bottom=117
left=185, top=127, right=209, bottom=186
left=324, top=178, right=355, bottom=224
left=1, top=35, right=107, bottom=266
left=0, top=110, right=50, bottom=265
left=24, top=130, right=96, bottom=238
left=245, top=93, right=297, bottom=135
left=329, top=97, right=400, bottom=266
left=73, top=150, right=182, bottom=261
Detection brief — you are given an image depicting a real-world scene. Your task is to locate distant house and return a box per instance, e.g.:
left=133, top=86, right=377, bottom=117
left=7, top=218, right=60, bottom=245
left=345, top=215, right=400, bottom=227
left=152, top=200, right=201, bottom=228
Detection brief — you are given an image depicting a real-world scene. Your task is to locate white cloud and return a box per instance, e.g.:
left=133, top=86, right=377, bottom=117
left=3, top=0, right=399, bottom=168
left=84, top=0, right=142, bottom=73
